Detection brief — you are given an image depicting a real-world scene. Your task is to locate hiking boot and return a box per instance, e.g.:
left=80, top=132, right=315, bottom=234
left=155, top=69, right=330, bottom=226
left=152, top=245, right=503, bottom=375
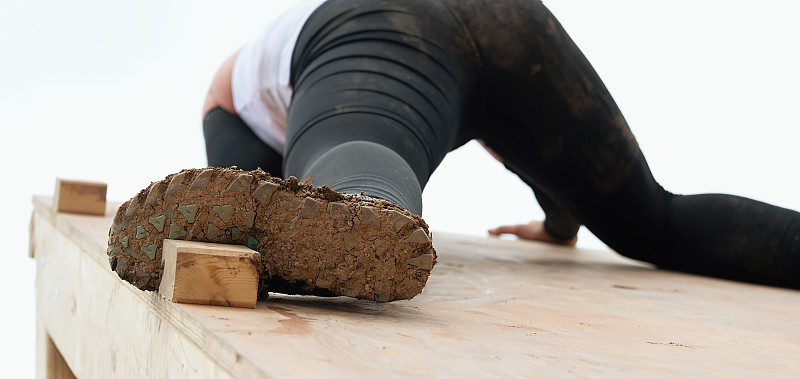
left=106, top=167, right=436, bottom=302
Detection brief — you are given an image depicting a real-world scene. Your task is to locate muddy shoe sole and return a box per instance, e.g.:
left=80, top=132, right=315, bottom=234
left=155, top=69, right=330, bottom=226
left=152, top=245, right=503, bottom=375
left=106, top=167, right=436, bottom=302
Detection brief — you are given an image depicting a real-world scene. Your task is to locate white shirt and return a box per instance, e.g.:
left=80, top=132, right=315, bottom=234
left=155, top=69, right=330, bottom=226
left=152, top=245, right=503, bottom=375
left=231, top=0, right=327, bottom=155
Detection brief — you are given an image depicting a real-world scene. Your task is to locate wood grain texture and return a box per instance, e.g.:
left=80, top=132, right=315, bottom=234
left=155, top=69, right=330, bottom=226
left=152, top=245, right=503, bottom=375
left=160, top=240, right=259, bottom=308
left=54, top=179, right=107, bottom=216
left=31, top=195, right=800, bottom=378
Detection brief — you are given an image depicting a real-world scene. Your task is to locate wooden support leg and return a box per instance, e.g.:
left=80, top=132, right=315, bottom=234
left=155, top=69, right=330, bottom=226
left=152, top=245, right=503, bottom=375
left=159, top=240, right=260, bottom=308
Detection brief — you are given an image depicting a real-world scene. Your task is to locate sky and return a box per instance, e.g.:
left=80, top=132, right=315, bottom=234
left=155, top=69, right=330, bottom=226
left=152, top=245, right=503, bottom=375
left=1, top=0, right=799, bottom=376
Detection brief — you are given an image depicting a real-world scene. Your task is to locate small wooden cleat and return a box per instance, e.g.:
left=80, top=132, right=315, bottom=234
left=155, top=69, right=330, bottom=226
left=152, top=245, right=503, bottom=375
left=54, top=178, right=107, bottom=216
left=159, top=240, right=260, bottom=308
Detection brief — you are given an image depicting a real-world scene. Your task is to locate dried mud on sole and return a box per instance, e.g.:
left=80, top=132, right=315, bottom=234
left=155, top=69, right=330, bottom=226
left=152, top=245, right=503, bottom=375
left=106, top=167, right=436, bottom=302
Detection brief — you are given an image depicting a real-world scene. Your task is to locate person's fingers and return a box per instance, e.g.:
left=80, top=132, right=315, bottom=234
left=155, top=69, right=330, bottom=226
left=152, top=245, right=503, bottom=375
left=490, top=220, right=578, bottom=246
left=488, top=224, right=524, bottom=236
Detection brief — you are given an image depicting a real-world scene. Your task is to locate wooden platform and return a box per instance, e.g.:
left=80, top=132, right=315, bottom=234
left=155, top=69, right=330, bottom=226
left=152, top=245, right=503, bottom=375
left=31, top=195, right=800, bottom=378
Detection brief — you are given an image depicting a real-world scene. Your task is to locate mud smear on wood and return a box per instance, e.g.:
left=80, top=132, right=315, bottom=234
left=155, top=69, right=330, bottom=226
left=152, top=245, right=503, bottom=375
left=268, top=306, right=313, bottom=335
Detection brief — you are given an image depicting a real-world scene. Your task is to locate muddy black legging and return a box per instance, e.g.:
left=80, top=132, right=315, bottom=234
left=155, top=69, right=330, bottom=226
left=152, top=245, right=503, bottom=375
left=204, top=0, right=799, bottom=289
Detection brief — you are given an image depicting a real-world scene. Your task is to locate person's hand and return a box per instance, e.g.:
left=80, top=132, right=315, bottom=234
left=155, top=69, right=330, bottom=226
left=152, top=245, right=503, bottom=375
left=488, top=220, right=578, bottom=246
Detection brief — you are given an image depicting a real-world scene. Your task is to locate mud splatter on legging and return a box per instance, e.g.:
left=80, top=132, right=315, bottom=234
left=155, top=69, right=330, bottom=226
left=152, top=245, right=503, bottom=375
left=208, top=0, right=800, bottom=289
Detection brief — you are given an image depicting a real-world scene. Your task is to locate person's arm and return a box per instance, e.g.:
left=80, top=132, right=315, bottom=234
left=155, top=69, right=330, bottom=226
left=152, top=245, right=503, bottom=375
left=479, top=140, right=580, bottom=246
left=532, top=185, right=581, bottom=241
left=202, top=50, right=241, bottom=116
left=488, top=186, right=580, bottom=246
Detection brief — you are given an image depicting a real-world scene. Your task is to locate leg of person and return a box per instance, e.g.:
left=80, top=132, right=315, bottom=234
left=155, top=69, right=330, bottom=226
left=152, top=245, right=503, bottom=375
left=662, top=194, right=800, bottom=287
left=202, top=107, right=283, bottom=175
left=458, top=0, right=799, bottom=288
left=285, top=0, right=482, bottom=215
left=262, top=0, right=481, bottom=298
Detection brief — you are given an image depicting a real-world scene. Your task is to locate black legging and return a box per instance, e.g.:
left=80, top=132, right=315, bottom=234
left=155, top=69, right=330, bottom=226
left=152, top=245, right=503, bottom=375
left=203, top=107, right=283, bottom=177
left=205, top=0, right=800, bottom=289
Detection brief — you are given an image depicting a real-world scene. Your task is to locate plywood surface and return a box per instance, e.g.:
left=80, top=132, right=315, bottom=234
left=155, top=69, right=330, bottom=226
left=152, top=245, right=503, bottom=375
left=32, top=196, right=800, bottom=377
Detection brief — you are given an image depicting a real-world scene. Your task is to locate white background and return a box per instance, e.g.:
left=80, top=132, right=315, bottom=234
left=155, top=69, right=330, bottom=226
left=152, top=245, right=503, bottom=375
left=2, top=0, right=798, bottom=376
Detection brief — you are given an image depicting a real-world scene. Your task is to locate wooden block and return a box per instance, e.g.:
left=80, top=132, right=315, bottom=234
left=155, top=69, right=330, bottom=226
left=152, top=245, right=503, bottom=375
left=159, top=239, right=259, bottom=308
left=54, top=178, right=107, bottom=216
